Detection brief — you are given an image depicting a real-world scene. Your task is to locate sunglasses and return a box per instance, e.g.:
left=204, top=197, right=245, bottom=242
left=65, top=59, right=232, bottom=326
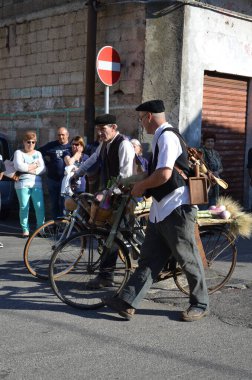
left=26, top=141, right=36, bottom=144
left=72, top=143, right=80, bottom=147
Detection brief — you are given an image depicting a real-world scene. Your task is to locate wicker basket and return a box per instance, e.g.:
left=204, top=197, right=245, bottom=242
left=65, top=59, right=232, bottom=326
left=64, top=197, right=77, bottom=211
left=89, top=201, right=113, bottom=226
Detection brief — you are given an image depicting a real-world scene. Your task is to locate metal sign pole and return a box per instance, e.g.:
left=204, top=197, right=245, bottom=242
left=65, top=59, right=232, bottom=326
left=104, top=85, right=109, bottom=113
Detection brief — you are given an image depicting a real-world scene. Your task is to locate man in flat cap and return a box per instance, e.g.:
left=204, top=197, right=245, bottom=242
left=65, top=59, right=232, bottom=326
left=71, top=113, right=135, bottom=288
left=104, top=100, right=209, bottom=322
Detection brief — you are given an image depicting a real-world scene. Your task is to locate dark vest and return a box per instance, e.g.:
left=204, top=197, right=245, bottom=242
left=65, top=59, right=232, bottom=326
left=100, top=134, right=125, bottom=186
left=147, top=128, right=191, bottom=202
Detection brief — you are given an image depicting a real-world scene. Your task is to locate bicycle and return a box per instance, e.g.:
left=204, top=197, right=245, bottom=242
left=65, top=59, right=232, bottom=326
left=23, top=192, right=94, bottom=279
left=49, top=178, right=238, bottom=309
left=174, top=221, right=237, bottom=295
left=49, top=180, right=152, bottom=309
left=23, top=185, right=149, bottom=280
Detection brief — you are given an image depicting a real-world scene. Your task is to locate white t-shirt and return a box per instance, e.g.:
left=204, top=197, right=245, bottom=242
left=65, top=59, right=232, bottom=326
left=149, top=123, right=190, bottom=223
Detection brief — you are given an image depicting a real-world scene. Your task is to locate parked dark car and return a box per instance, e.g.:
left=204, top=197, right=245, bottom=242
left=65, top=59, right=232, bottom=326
left=0, top=133, right=15, bottom=219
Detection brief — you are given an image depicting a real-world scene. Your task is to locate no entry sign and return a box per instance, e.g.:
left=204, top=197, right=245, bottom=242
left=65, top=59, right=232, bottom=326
left=96, top=46, right=121, bottom=86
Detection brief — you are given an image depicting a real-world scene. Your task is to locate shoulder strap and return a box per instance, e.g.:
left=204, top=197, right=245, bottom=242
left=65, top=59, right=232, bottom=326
left=155, top=127, right=189, bottom=180
left=157, top=127, right=187, bottom=148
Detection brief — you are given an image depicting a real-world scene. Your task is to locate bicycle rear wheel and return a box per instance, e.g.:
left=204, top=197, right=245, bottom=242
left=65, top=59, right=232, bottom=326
left=49, top=229, right=132, bottom=309
left=23, top=218, right=82, bottom=279
left=174, top=227, right=237, bottom=295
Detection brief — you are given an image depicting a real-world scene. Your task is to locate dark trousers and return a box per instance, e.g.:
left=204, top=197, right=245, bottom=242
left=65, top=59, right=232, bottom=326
left=47, top=178, right=64, bottom=220
left=119, top=205, right=209, bottom=310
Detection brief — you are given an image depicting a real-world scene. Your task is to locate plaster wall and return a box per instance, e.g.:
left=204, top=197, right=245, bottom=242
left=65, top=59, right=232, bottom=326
left=180, top=5, right=252, bottom=145
left=141, top=4, right=184, bottom=148
left=180, top=5, right=252, bottom=207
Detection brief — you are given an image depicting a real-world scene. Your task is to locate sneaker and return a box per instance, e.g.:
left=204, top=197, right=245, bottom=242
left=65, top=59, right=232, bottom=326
left=103, top=296, right=135, bottom=320
left=86, top=275, right=115, bottom=289
left=0, top=242, right=3, bottom=248
left=181, top=306, right=209, bottom=322
left=22, top=232, right=29, bottom=238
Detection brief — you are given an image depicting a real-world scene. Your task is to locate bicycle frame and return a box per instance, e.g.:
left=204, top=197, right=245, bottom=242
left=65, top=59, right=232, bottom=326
left=52, top=193, right=94, bottom=250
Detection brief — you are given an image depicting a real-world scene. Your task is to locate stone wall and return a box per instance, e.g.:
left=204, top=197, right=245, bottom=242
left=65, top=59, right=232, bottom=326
left=0, top=0, right=74, bottom=20
left=95, top=3, right=146, bottom=138
left=0, top=1, right=146, bottom=149
left=0, top=6, right=87, bottom=147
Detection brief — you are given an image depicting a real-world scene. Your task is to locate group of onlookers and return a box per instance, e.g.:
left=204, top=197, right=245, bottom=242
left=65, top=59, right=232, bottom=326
left=0, top=116, right=252, bottom=243
left=0, top=102, right=252, bottom=323
left=0, top=117, right=148, bottom=239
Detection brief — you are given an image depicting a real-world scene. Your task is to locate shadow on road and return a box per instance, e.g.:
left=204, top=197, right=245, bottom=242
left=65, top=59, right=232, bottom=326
left=0, top=258, right=183, bottom=322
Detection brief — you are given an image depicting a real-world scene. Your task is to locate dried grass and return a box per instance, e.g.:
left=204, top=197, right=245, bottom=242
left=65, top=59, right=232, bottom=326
left=217, top=196, right=252, bottom=238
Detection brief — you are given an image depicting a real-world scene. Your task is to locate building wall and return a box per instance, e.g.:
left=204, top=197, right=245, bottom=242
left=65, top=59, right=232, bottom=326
left=1, top=1, right=252, bottom=205
left=180, top=4, right=252, bottom=207
left=0, top=4, right=87, bottom=146
left=0, top=0, right=76, bottom=20
left=95, top=3, right=146, bottom=137
left=0, top=1, right=146, bottom=148
left=180, top=5, right=252, bottom=142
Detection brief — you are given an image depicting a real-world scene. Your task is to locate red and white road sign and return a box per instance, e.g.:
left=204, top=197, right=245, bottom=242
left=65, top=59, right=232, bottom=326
left=96, top=46, right=121, bottom=86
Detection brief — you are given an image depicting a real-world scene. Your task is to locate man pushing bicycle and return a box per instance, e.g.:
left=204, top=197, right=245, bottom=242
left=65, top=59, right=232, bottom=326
left=103, top=100, right=209, bottom=322
left=71, top=113, right=135, bottom=289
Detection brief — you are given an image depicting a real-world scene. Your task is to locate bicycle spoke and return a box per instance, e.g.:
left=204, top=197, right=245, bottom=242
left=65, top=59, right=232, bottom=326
left=23, top=219, right=80, bottom=279
left=50, top=230, right=131, bottom=309
left=174, top=227, right=237, bottom=294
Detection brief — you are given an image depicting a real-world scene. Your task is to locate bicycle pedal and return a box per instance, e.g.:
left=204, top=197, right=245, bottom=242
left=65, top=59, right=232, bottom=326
left=155, top=270, right=173, bottom=282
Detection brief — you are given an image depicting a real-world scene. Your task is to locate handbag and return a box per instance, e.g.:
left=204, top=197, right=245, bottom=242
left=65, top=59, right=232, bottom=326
left=3, top=159, right=20, bottom=181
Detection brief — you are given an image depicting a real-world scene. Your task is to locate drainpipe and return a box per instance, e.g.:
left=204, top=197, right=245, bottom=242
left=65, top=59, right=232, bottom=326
left=84, top=0, right=98, bottom=144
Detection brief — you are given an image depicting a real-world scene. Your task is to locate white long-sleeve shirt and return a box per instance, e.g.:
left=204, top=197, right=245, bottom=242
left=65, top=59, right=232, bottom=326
left=13, top=149, right=45, bottom=189
left=76, top=133, right=135, bottom=179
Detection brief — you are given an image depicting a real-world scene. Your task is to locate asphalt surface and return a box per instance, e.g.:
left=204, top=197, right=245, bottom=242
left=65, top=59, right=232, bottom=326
left=0, top=217, right=252, bottom=379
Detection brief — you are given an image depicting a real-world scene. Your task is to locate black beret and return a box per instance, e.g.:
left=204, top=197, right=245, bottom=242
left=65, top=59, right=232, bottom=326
left=95, top=114, right=116, bottom=125
left=135, top=99, right=165, bottom=113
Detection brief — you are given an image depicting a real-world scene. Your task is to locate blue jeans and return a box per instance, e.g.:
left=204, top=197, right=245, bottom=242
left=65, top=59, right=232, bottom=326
left=16, top=187, right=45, bottom=233
left=47, top=178, right=64, bottom=219
left=119, top=204, right=209, bottom=310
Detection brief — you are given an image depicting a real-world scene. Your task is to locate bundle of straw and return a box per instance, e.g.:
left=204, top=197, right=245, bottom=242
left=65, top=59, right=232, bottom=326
left=217, top=196, right=252, bottom=238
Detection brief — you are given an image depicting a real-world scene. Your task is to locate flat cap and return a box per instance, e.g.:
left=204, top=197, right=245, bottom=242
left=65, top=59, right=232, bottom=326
left=135, top=99, right=165, bottom=113
left=95, top=114, right=116, bottom=125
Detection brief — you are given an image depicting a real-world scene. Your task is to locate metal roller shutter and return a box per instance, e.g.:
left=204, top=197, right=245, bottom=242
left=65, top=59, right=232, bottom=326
left=202, top=72, right=248, bottom=203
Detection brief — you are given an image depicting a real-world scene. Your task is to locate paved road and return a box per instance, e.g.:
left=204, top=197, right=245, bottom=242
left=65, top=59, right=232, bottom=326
left=0, top=219, right=252, bottom=379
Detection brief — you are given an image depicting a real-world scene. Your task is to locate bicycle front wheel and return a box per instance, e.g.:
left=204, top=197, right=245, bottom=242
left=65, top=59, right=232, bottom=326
left=23, top=218, right=82, bottom=279
left=49, top=229, right=132, bottom=309
left=174, top=227, right=237, bottom=295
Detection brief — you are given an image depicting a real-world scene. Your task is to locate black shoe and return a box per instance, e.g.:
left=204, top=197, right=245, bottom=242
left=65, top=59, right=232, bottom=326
left=103, top=296, right=135, bottom=320
left=86, top=275, right=115, bottom=289
left=181, top=306, right=209, bottom=322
